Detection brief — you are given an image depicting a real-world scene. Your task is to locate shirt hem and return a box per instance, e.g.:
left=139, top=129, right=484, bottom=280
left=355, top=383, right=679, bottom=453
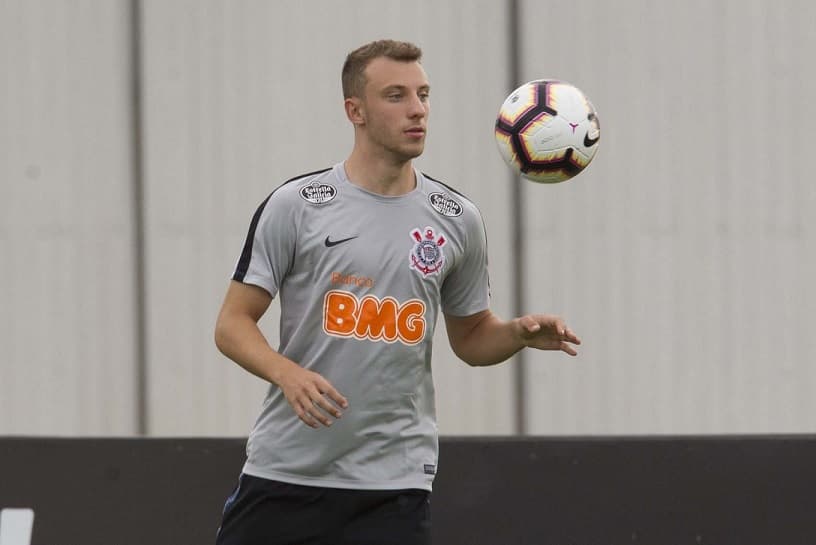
left=236, top=276, right=277, bottom=299
left=242, top=463, right=433, bottom=492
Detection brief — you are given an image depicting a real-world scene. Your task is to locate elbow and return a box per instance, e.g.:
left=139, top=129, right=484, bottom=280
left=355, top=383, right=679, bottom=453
left=458, top=351, right=481, bottom=367
left=451, top=343, right=486, bottom=367
left=462, top=355, right=496, bottom=367
left=214, top=316, right=231, bottom=356
left=453, top=342, right=517, bottom=367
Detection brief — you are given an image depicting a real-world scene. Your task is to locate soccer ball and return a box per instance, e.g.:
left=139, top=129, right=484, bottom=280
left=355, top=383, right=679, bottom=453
left=494, top=79, right=600, bottom=183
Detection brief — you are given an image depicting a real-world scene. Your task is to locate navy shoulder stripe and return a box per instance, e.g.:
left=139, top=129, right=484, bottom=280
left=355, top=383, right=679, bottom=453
left=281, top=167, right=333, bottom=186
left=422, top=172, right=474, bottom=203
left=232, top=167, right=331, bottom=282
left=422, top=172, right=490, bottom=291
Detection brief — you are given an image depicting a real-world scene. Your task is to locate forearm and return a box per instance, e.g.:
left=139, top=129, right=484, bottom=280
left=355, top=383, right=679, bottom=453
left=214, top=314, right=297, bottom=386
left=451, top=312, right=524, bottom=367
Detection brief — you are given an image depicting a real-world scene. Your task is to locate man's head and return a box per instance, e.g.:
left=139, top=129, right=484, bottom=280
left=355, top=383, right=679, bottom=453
left=342, top=40, right=423, bottom=100
left=342, top=40, right=430, bottom=163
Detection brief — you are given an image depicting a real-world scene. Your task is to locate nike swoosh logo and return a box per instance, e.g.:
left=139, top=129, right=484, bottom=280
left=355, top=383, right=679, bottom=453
left=584, top=113, right=600, bottom=147
left=324, top=235, right=358, bottom=247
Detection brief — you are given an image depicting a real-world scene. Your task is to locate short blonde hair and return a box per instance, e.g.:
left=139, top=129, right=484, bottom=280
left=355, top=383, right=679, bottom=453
left=342, top=39, right=423, bottom=99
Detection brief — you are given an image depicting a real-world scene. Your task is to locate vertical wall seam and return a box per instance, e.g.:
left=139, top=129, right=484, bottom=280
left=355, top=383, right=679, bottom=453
left=129, top=0, right=148, bottom=436
left=508, top=0, right=527, bottom=435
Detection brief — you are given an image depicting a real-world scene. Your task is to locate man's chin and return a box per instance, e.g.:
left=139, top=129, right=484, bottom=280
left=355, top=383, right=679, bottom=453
left=381, top=141, right=425, bottom=163
left=400, top=143, right=425, bottom=160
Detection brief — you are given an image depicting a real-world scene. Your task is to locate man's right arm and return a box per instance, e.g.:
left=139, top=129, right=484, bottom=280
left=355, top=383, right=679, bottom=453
left=214, top=280, right=347, bottom=428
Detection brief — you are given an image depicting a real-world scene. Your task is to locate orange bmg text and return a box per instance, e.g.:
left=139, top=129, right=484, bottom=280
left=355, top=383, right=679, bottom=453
left=323, top=290, right=426, bottom=345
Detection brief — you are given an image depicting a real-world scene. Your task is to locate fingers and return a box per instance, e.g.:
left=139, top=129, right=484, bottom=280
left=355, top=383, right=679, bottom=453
left=313, top=391, right=344, bottom=420
left=296, top=389, right=347, bottom=429
left=295, top=401, right=322, bottom=429
left=323, top=384, right=349, bottom=411
left=556, top=324, right=580, bottom=356
left=563, top=326, right=581, bottom=346
left=518, top=315, right=541, bottom=338
left=520, top=314, right=581, bottom=355
left=284, top=371, right=349, bottom=429
left=560, top=340, right=579, bottom=357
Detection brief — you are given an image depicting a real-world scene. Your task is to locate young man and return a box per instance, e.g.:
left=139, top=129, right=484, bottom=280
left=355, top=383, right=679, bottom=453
left=214, top=39, right=581, bottom=545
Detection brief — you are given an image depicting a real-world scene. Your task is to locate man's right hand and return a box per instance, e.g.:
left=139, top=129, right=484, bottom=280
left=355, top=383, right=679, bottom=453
left=276, top=361, right=349, bottom=428
left=215, top=281, right=349, bottom=429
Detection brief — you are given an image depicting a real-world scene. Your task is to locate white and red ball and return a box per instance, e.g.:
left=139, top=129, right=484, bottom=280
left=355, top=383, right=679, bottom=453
left=495, top=79, right=600, bottom=183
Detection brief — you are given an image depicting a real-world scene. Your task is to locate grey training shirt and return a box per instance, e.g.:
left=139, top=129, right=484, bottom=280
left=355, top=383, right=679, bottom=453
left=233, top=162, right=490, bottom=491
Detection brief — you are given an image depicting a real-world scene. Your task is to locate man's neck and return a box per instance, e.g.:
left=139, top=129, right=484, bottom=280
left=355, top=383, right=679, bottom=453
left=344, top=149, right=416, bottom=196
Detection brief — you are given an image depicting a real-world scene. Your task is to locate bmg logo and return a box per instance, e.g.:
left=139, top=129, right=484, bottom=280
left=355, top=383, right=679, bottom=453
left=0, top=509, right=34, bottom=545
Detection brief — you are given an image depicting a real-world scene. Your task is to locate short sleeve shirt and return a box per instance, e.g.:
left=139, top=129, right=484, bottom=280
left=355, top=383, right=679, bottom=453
left=233, top=163, right=490, bottom=490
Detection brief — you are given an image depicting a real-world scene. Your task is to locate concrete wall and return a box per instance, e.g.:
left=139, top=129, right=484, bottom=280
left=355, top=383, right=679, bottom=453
left=0, top=0, right=138, bottom=434
left=1, top=0, right=814, bottom=436
left=520, top=0, right=816, bottom=433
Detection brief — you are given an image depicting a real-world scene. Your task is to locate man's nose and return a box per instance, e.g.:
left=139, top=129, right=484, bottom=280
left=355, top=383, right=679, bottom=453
left=408, top=95, right=426, bottom=117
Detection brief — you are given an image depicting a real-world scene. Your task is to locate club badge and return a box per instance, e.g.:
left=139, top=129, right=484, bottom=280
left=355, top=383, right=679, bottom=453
left=409, top=226, right=446, bottom=276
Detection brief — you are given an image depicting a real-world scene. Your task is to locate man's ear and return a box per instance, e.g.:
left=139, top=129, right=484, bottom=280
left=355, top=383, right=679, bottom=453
left=345, top=97, right=365, bottom=125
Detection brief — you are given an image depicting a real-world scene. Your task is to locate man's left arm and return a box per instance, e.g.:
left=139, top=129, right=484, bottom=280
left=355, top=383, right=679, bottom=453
left=443, top=310, right=581, bottom=366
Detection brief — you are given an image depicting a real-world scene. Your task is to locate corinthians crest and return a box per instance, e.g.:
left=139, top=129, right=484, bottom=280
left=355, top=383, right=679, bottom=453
left=409, top=226, right=446, bottom=276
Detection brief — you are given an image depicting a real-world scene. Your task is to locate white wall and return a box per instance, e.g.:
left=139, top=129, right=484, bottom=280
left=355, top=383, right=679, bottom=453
left=521, top=0, right=816, bottom=433
left=139, top=0, right=514, bottom=436
left=1, top=0, right=814, bottom=437
left=0, top=0, right=137, bottom=434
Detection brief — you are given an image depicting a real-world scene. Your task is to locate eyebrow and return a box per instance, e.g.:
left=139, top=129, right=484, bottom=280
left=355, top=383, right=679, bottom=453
left=381, top=84, right=431, bottom=93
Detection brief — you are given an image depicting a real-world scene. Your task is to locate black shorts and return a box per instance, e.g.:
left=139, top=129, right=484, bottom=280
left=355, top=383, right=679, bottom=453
left=215, top=473, right=432, bottom=545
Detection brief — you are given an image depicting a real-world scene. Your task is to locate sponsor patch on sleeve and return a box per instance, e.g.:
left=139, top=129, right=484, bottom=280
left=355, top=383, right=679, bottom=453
left=300, top=182, right=337, bottom=204
left=428, top=192, right=463, bottom=217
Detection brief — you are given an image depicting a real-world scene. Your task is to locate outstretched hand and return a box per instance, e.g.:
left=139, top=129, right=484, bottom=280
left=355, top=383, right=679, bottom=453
left=516, top=314, right=582, bottom=356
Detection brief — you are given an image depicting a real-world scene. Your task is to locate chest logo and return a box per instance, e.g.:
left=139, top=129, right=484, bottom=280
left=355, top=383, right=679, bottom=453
left=409, top=226, right=446, bottom=277
left=429, top=192, right=463, bottom=217
left=323, top=290, right=426, bottom=345
left=325, top=235, right=358, bottom=247
left=299, top=182, right=337, bottom=204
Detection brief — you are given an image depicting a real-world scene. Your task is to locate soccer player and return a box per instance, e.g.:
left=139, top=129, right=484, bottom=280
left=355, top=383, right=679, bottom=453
left=214, top=39, right=581, bottom=545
